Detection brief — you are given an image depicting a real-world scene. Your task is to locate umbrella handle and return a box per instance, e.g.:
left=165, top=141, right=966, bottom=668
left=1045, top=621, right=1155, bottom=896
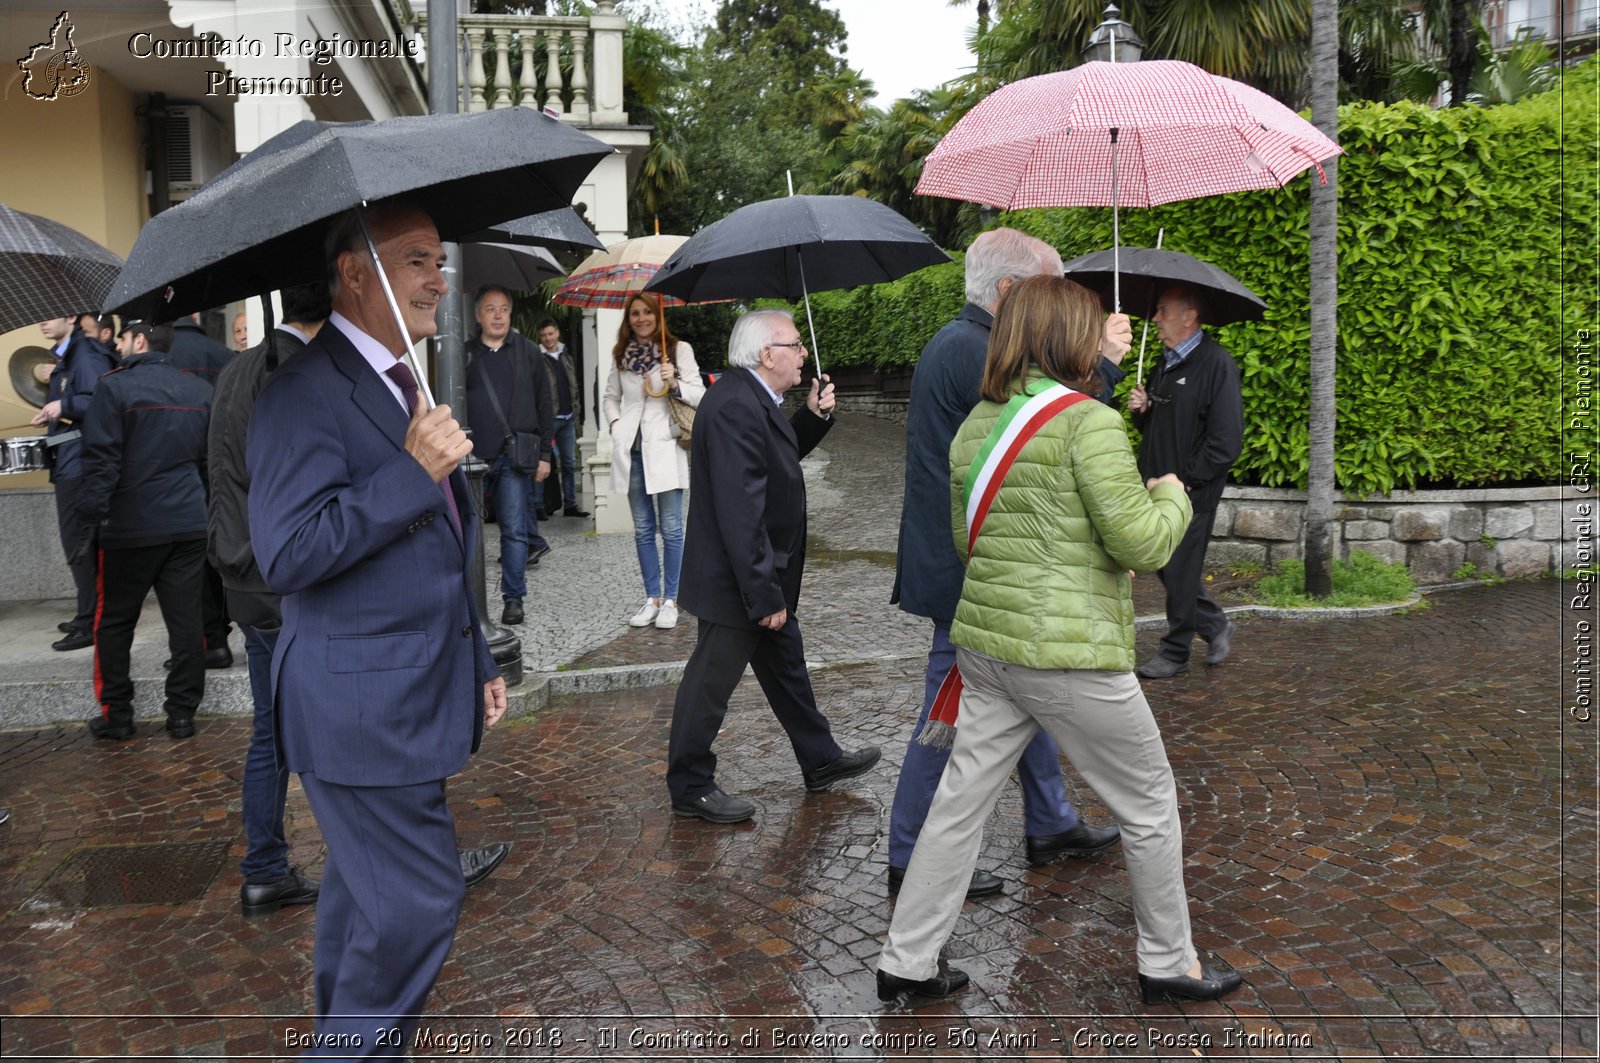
left=358, top=205, right=436, bottom=410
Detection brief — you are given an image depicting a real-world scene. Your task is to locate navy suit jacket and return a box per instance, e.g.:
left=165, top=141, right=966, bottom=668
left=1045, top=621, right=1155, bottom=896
left=678, top=366, right=832, bottom=628
left=246, top=321, right=498, bottom=787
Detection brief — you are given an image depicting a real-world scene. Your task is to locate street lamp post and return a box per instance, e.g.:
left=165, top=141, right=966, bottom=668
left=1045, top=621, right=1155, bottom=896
left=1083, top=4, right=1145, bottom=64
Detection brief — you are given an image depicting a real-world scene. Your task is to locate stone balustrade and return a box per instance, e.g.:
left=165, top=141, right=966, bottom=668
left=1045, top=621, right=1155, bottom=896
left=413, top=1, right=626, bottom=126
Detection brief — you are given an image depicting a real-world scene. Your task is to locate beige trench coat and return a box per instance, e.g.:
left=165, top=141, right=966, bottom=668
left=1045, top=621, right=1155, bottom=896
left=604, top=341, right=705, bottom=496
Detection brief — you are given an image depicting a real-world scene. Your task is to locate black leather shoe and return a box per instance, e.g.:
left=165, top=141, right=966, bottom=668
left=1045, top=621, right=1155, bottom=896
left=57, top=621, right=77, bottom=634
left=240, top=870, right=320, bottom=917
left=527, top=544, right=551, bottom=567
left=461, top=842, right=510, bottom=888
left=1205, top=621, right=1236, bottom=666
left=888, top=865, right=1003, bottom=899
left=1136, top=654, right=1188, bottom=679
left=1026, top=822, right=1122, bottom=865
left=802, top=746, right=881, bottom=792
left=165, top=716, right=196, bottom=741
left=501, top=600, right=524, bottom=625
left=167, top=647, right=233, bottom=670
left=876, top=967, right=970, bottom=1002
left=52, top=629, right=93, bottom=652
left=563, top=506, right=591, bottom=518
left=1138, top=957, right=1243, bottom=1004
left=672, top=788, right=756, bottom=824
left=535, top=508, right=550, bottom=522
left=87, top=715, right=135, bottom=741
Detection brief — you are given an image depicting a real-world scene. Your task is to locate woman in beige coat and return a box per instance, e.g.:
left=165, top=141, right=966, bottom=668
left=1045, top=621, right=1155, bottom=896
left=604, top=292, right=705, bottom=629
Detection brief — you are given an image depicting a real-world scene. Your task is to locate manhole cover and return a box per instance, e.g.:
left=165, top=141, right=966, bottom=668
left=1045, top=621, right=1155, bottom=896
left=26, top=840, right=231, bottom=909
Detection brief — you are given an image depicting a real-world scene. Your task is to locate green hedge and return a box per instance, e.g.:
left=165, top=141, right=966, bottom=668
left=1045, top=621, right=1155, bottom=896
left=796, top=61, right=1594, bottom=494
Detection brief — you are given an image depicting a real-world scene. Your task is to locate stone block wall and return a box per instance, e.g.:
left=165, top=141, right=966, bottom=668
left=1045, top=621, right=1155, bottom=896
left=1212, top=486, right=1575, bottom=582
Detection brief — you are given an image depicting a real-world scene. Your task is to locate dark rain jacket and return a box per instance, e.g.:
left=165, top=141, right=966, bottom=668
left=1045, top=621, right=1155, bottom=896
left=78, top=353, right=212, bottom=547
left=1131, top=331, right=1243, bottom=513
left=168, top=318, right=234, bottom=389
left=464, top=331, right=554, bottom=465
left=42, top=330, right=117, bottom=481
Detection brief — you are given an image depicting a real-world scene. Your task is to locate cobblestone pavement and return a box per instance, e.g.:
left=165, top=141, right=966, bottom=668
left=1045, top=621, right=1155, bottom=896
left=0, top=575, right=1594, bottom=1060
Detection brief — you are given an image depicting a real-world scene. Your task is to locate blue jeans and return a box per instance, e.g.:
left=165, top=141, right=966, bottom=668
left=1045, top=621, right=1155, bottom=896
left=628, top=443, right=684, bottom=600
left=488, top=452, right=532, bottom=602
left=886, top=620, right=1081, bottom=869
left=240, top=622, right=289, bottom=884
left=542, top=416, right=579, bottom=512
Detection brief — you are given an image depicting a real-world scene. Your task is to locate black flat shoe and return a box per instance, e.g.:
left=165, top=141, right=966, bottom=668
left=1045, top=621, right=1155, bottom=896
left=802, top=746, right=881, bottom=792
left=87, top=716, right=135, bottom=741
left=876, top=967, right=970, bottom=1002
left=240, top=870, right=320, bottom=918
left=672, top=788, right=756, bottom=824
left=1026, top=822, right=1121, bottom=865
left=888, top=865, right=1003, bottom=899
left=563, top=507, right=590, bottom=518
left=461, top=842, right=510, bottom=888
left=501, top=600, right=524, bottom=625
left=52, top=630, right=93, bottom=652
left=165, top=716, right=196, bottom=740
left=1138, top=958, right=1243, bottom=1004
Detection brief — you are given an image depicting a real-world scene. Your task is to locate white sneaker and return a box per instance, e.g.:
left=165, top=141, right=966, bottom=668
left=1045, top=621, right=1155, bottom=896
left=655, top=599, right=679, bottom=629
left=628, top=599, right=659, bottom=627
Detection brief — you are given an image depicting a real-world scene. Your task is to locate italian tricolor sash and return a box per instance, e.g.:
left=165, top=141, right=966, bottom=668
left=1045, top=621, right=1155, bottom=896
left=919, top=380, right=1092, bottom=747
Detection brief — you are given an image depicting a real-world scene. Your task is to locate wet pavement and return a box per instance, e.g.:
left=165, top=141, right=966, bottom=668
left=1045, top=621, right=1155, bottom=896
left=0, top=412, right=1594, bottom=1060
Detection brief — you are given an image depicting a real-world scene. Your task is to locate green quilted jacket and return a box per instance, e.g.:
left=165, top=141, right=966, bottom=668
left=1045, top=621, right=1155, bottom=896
left=948, top=385, right=1193, bottom=672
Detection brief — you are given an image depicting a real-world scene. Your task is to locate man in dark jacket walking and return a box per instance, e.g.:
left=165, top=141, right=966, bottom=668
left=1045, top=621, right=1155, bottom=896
left=1128, top=284, right=1245, bottom=678
left=79, top=321, right=212, bottom=740
left=887, top=228, right=1126, bottom=897
left=30, top=315, right=117, bottom=651
left=464, top=285, right=553, bottom=626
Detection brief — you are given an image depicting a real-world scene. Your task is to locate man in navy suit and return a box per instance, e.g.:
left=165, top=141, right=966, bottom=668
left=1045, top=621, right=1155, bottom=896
left=668, top=309, right=879, bottom=825
left=248, top=199, right=506, bottom=1055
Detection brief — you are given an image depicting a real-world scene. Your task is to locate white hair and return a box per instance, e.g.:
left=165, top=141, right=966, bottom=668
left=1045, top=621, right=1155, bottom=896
left=727, top=309, right=794, bottom=369
left=964, top=227, right=1063, bottom=310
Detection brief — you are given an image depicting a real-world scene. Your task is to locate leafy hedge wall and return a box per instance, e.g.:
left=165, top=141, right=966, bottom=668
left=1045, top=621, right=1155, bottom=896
left=796, top=62, right=1593, bottom=494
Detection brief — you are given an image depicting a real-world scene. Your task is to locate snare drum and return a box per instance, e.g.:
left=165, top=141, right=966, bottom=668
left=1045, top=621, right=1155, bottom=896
left=3, top=435, right=48, bottom=474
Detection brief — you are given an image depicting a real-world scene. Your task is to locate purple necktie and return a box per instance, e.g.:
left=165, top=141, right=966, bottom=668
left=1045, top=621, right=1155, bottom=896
left=385, top=361, right=462, bottom=535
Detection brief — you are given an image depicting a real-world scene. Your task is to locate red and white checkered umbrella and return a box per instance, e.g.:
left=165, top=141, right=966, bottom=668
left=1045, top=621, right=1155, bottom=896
left=551, top=234, right=692, bottom=309
left=918, top=60, right=1340, bottom=209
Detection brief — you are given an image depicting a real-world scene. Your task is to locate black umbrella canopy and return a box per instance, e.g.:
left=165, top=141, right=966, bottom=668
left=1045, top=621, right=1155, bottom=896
left=107, top=110, right=613, bottom=321
left=1061, top=246, right=1267, bottom=326
left=0, top=204, right=123, bottom=334
left=645, top=195, right=948, bottom=303
left=459, top=207, right=604, bottom=255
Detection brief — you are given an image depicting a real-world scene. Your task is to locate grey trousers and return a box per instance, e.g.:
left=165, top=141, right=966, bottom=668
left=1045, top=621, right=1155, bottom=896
left=878, top=648, right=1198, bottom=981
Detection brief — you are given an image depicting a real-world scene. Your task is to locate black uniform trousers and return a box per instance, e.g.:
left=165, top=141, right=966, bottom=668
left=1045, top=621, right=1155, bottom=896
left=1156, top=506, right=1228, bottom=663
left=94, top=538, right=206, bottom=726
left=667, top=615, right=843, bottom=803
left=53, top=477, right=98, bottom=633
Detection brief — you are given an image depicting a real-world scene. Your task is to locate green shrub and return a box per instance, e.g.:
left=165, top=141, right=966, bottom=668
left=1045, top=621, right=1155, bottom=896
left=793, top=60, right=1594, bottom=494
left=1250, top=549, right=1417, bottom=607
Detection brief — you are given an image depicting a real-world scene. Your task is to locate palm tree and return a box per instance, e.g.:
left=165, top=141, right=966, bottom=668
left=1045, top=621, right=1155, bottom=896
left=1305, top=0, right=1339, bottom=596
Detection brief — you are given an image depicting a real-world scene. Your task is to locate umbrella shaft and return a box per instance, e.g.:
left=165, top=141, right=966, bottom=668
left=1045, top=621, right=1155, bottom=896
left=358, top=207, right=435, bottom=409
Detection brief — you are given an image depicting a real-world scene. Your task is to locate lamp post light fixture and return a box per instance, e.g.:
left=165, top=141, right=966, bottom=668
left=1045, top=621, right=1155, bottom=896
left=1084, top=3, right=1144, bottom=63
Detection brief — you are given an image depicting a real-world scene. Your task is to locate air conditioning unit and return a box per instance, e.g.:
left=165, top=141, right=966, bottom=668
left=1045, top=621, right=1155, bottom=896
left=164, top=104, right=231, bottom=201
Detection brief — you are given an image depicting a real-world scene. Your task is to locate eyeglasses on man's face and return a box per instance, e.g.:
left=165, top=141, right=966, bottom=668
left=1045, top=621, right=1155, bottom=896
left=768, top=341, right=807, bottom=351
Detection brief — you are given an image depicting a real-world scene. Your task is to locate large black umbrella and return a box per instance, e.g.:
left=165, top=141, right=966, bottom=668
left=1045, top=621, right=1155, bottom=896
left=0, top=204, right=123, bottom=334
left=106, top=110, right=612, bottom=326
left=645, top=194, right=948, bottom=374
left=1061, top=246, right=1267, bottom=326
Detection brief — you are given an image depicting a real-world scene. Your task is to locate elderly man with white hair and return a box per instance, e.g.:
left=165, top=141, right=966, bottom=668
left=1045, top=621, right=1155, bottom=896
left=666, top=309, right=880, bottom=824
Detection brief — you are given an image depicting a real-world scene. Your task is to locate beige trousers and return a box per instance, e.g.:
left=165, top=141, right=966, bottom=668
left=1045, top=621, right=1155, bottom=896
left=878, top=648, right=1198, bottom=980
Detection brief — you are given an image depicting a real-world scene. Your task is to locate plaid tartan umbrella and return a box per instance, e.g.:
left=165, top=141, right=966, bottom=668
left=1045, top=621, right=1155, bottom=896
left=0, top=204, right=123, bottom=334
left=551, top=234, right=692, bottom=308
left=917, top=60, right=1341, bottom=312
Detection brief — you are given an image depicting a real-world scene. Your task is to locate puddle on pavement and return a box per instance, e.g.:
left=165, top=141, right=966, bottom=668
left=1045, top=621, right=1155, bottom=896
left=808, top=546, right=897, bottom=567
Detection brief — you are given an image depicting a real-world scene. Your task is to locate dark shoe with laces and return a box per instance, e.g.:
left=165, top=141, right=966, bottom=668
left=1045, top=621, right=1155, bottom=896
left=563, top=506, right=591, bottom=518
left=52, top=629, right=93, bottom=652
left=1205, top=621, right=1237, bottom=666
left=87, top=715, right=135, bottom=741
left=460, top=842, right=510, bottom=888
left=1136, top=654, right=1188, bottom=679
left=165, top=715, right=196, bottom=741
left=888, top=865, right=1003, bottom=899
left=802, top=746, right=881, bottom=792
left=1138, top=956, right=1243, bottom=1004
left=876, top=966, right=970, bottom=1003
left=672, top=788, right=756, bottom=824
left=240, top=870, right=320, bottom=918
left=501, top=599, right=524, bottom=625
left=527, top=544, right=551, bottom=567
left=1026, top=822, right=1122, bottom=866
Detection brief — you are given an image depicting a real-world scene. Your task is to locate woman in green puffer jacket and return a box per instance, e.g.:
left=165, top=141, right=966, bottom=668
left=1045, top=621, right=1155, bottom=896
left=876, top=276, right=1243, bottom=1007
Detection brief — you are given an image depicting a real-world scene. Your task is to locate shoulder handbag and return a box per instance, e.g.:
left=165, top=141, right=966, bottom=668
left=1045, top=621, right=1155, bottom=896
left=475, top=354, right=541, bottom=473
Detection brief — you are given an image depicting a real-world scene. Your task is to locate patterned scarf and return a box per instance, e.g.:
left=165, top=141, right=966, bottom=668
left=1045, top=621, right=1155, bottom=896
left=623, top=339, right=659, bottom=376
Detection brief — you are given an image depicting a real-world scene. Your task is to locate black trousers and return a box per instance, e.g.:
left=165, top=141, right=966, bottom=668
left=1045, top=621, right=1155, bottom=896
left=53, top=477, right=98, bottom=632
left=201, top=560, right=231, bottom=647
left=1156, top=506, right=1227, bottom=662
left=667, top=615, right=843, bottom=803
left=94, top=538, right=206, bottom=726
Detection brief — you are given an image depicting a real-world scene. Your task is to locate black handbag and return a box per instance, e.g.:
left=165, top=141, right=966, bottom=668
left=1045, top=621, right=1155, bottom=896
left=475, top=357, right=541, bottom=474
